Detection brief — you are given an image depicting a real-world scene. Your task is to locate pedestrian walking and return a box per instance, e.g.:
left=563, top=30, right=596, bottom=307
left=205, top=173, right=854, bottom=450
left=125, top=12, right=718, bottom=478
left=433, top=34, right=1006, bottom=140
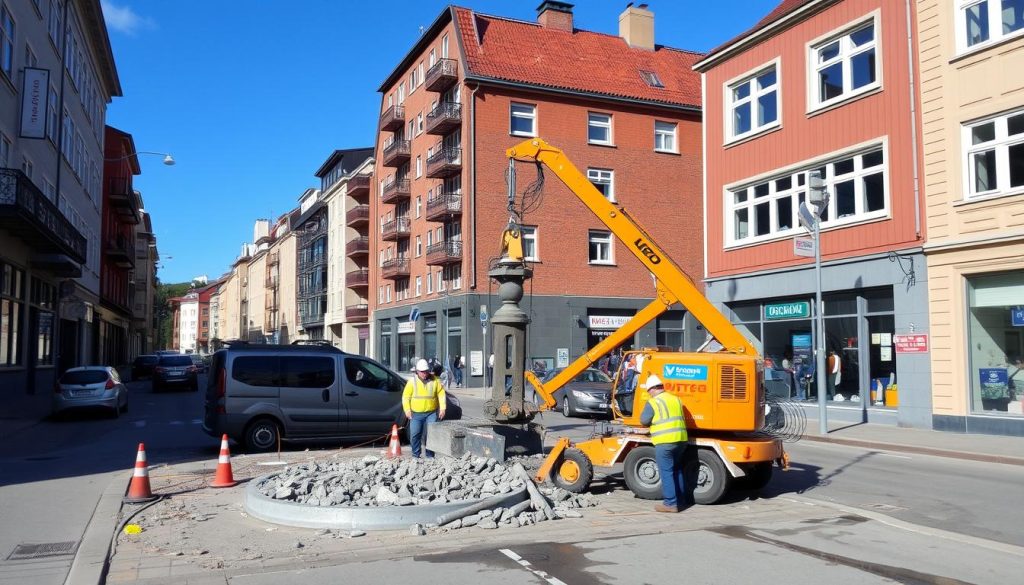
left=403, top=359, right=447, bottom=458
left=453, top=354, right=464, bottom=387
left=638, top=374, right=687, bottom=513
left=487, top=353, right=495, bottom=386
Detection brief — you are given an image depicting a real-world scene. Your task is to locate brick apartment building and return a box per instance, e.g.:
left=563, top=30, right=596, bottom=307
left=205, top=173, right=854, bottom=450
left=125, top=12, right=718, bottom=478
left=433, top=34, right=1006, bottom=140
left=371, top=2, right=706, bottom=381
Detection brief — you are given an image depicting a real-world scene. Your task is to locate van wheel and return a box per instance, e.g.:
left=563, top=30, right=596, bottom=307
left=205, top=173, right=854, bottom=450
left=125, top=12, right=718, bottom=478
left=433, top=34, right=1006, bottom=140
left=244, top=418, right=280, bottom=452
left=685, top=448, right=731, bottom=505
left=623, top=446, right=663, bottom=500
left=551, top=448, right=594, bottom=493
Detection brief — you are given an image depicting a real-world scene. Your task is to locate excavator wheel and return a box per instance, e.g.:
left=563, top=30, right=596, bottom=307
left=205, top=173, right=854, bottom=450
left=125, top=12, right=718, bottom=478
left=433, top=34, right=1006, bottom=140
left=684, top=448, right=731, bottom=505
left=551, top=448, right=594, bottom=493
left=623, top=446, right=663, bottom=500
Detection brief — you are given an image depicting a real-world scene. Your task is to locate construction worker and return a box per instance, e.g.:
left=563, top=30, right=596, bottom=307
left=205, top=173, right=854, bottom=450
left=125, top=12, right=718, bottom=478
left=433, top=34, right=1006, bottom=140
left=639, top=374, right=688, bottom=513
left=403, top=359, right=447, bottom=458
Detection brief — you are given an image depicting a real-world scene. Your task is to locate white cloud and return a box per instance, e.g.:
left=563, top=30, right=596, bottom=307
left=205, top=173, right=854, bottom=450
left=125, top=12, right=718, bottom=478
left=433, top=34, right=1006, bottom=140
left=101, top=1, right=154, bottom=35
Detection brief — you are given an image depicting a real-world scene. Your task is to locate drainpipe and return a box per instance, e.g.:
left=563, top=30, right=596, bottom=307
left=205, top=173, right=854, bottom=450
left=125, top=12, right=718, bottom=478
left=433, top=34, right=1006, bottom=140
left=905, top=0, right=922, bottom=239
left=469, top=83, right=480, bottom=290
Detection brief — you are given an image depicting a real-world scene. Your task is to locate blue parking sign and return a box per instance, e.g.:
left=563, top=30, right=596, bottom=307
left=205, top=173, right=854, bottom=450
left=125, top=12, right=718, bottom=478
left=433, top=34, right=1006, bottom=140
left=1013, top=307, right=1024, bottom=327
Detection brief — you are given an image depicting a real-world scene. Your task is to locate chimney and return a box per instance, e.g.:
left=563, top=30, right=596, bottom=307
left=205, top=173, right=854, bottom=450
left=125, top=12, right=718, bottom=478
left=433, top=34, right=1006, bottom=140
left=537, top=1, right=574, bottom=32
left=619, top=2, right=655, bottom=50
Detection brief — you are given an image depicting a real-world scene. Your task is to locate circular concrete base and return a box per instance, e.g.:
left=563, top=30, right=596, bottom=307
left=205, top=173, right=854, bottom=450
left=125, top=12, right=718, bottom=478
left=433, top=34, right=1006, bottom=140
left=245, top=474, right=529, bottom=531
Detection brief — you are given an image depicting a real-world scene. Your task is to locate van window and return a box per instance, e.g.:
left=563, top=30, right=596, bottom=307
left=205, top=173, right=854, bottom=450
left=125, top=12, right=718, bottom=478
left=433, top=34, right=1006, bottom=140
left=280, top=356, right=335, bottom=388
left=232, top=356, right=279, bottom=387
left=345, top=358, right=399, bottom=392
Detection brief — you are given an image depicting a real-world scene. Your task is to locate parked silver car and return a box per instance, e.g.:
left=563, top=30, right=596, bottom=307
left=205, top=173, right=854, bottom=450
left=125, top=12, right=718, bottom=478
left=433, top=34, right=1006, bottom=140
left=53, top=366, right=128, bottom=417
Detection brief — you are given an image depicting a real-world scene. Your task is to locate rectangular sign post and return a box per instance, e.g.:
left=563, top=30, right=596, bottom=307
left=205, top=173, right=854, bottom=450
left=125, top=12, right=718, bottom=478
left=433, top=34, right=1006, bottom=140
left=1013, top=307, right=1024, bottom=327
left=893, top=334, right=929, bottom=353
left=794, top=237, right=815, bottom=258
left=20, top=68, right=49, bottom=139
left=764, top=302, right=811, bottom=320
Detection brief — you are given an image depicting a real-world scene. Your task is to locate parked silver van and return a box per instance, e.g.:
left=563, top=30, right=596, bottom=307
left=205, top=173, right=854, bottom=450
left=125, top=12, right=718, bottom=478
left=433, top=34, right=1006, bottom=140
left=203, top=345, right=437, bottom=451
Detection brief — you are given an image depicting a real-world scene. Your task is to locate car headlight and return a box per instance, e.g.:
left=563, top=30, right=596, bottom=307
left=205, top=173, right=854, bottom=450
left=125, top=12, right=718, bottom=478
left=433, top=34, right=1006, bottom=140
left=572, top=390, right=592, bottom=400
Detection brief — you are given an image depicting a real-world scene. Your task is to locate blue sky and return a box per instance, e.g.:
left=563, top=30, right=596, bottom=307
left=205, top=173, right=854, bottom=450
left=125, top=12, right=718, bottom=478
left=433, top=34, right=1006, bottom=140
left=102, top=0, right=780, bottom=284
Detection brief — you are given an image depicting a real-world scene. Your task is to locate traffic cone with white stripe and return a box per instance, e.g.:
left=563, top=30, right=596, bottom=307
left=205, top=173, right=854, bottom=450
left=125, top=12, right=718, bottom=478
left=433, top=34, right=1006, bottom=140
left=124, top=443, right=158, bottom=503
left=210, top=434, right=238, bottom=488
left=386, top=424, right=402, bottom=459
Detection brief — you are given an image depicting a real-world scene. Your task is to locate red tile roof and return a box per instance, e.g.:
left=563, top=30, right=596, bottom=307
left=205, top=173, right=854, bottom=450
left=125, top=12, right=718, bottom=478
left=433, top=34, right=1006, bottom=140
left=453, top=7, right=703, bottom=108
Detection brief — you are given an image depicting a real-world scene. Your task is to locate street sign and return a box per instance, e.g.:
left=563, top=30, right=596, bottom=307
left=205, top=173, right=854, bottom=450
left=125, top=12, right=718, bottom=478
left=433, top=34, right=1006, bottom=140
left=1012, top=307, right=1024, bottom=327
left=765, top=301, right=811, bottom=321
left=794, top=237, right=815, bottom=258
left=408, top=307, right=420, bottom=322
left=479, top=305, right=488, bottom=324
left=894, top=334, right=929, bottom=353
left=556, top=348, right=569, bottom=368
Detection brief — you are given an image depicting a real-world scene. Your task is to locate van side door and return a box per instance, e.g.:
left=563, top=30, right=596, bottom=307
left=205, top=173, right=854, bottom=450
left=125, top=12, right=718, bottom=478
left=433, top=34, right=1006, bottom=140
left=341, top=356, right=404, bottom=437
left=278, top=355, right=343, bottom=438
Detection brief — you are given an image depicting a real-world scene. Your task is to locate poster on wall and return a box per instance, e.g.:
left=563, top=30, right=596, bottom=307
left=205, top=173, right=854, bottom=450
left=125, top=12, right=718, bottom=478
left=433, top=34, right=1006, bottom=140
left=791, top=333, right=812, bottom=367
left=556, top=348, right=569, bottom=368
left=979, top=368, right=1009, bottom=399
left=470, top=351, right=483, bottom=376
left=1013, top=307, right=1024, bottom=327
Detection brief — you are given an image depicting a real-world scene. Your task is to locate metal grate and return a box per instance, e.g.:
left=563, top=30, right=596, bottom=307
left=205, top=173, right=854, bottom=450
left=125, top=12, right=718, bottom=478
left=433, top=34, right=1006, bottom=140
left=7, top=541, right=79, bottom=560
left=719, top=365, right=748, bottom=401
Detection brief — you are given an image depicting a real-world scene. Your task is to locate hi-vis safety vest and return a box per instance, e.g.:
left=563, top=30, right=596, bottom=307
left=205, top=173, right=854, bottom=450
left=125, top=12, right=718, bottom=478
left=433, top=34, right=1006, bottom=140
left=402, top=377, right=446, bottom=413
left=649, top=392, right=687, bottom=445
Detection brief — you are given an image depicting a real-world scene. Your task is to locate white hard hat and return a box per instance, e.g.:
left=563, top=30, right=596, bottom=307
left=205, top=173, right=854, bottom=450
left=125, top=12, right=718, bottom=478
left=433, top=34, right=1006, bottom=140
left=643, top=374, right=664, bottom=390
left=415, top=359, right=431, bottom=372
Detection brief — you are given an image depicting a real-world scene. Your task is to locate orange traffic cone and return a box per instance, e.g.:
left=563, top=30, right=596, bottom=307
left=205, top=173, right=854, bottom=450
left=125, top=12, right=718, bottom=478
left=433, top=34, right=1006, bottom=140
left=124, top=443, right=158, bottom=503
left=386, top=424, right=402, bottom=459
left=210, top=434, right=238, bottom=488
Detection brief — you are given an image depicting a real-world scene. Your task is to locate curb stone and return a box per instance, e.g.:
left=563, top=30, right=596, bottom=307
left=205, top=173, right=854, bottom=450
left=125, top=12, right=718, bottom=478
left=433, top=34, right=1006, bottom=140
left=65, top=471, right=126, bottom=585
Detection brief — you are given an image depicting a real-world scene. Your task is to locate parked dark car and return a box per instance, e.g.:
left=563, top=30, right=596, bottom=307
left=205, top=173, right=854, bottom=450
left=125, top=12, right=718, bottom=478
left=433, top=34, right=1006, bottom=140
left=191, top=354, right=209, bottom=374
left=131, top=355, right=159, bottom=380
left=540, top=367, right=614, bottom=418
left=153, top=354, right=200, bottom=392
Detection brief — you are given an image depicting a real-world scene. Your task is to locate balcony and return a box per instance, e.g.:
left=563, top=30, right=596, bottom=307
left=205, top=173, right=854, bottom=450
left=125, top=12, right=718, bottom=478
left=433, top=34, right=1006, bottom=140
left=380, top=217, right=411, bottom=241
left=425, top=102, right=462, bottom=136
left=346, top=204, right=370, bottom=226
left=268, top=251, right=279, bottom=266
left=379, top=104, right=405, bottom=132
left=346, top=268, right=369, bottom=288
left=381, top=139, right=411, bottom=168
left=380, top=257, right=410, bottom=279
left=425, top=58, right=458, bottom=92
left=104, top=235, right=135, bottom=268
left=425, top=190, right=462, bottom=222
left=345, top=304, right=369, bottom=323
left=426, top=240, right=463, bottom=266
left=265, top=275, right=278, bottom=289
left=0, top=168, right=86, bottom=264
left=380, top=179, right=411, bottom=204
left=107, top=177, right=141, bottom=224
left=425, top=146, right=462, bottom=178
left=347, top=174, right=370, bottom=197
left=346, top=236, right=370, bottom=256
left=265, top=294, right=278, bottom=311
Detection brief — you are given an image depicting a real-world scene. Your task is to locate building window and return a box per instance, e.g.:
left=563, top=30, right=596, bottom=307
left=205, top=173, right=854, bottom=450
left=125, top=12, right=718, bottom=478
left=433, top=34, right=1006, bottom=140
left=426, top=271, right=433, bottom=293
left=728, top=64, right=779, bottom=140
left=442, top=33, right=449, bottom=58
left=386, top=285, right=392, bottom=303
left=444, top=264, right=462, bottom=290
left=409, top=69, right=417, bottom=92
left=588, top=231, right=614, bottom=265
left=29, top=278, right=55, bottom=366
left=415, top=276, right=422, bottom=297
left=520, top=226, right=538, bottom=261
left=416, top=195, right=422, bottom=217
left=510, top=103, right=536, bottom=137
left=47, top=85, right=58, bottom=142
left=588, top=112, right=612, bottom=145
left=415, top=235, right=422, bottom=257
left=963, top=109, right=1024, bottom=199
left=0, top=6, right=14, bottom=80
left=727, top=145, right=887, bottom=246
left=429, top=48, right=436, bottom=67
left=640, top=70, right=664, bottom=88
left=588, top=168, right=615, bottom=201
left=48, top=0, right=61, bottom=50
left=810, top=19, right=878, bottom=110
left=968, top=271, right=1024, bottom=416
left=398, top=82, right=406, bottom=104
left=416, top=156, right=422, bottom=178
left=0, top=263, right=25, bottom=367
left=959, top=0, right=1024, bottom=52
left=417, top=112, right=424, bottom=135
left=654, top=121, right=677, bottom=153
left=0, top=132, right=10, bottom=166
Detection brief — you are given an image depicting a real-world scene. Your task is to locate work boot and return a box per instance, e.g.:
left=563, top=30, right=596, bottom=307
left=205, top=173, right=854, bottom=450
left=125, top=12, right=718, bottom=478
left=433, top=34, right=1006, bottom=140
left=654, top=503, right=679, bottom=513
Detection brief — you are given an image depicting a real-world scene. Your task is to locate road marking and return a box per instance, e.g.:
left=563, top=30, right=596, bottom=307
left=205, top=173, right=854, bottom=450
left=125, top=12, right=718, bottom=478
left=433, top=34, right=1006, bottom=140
left=877, top=453, right=913, bottom=460
left=132, top=420, right=146, bottom=428
left=169, top=421, right=184, bottom=426
left=499, top=549, right=569, bottom=585
left=192, top=419, right=203, bottom=425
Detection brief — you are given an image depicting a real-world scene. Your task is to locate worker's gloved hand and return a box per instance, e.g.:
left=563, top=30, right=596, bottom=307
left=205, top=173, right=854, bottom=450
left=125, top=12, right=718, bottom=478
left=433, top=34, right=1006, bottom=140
left=439, top=409, right=446, bottom=420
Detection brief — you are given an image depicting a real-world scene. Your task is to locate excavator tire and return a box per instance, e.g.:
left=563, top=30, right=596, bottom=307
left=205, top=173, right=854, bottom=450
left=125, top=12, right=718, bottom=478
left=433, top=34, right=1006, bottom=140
left=622, top=446, right=663, bottom=500
left=551, top=448, right=594, bottom=493
left=685, top=448, right=731, bottom=505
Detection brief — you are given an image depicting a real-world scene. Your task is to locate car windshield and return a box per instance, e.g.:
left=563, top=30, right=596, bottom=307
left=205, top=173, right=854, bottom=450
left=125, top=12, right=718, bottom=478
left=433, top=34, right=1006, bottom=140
left=160, top=356, right=193, bottom=366
left=61, top=370, right=108, bottom=385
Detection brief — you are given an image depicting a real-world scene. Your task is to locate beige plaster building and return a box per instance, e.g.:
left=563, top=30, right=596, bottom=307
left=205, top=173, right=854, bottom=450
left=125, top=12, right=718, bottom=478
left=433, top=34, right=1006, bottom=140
left=919, top=0, right=1024, bottom=435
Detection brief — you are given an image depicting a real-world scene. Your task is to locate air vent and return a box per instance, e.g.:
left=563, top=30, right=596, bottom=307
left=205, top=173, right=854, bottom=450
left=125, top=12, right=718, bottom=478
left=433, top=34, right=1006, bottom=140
left=719, top=365, right=748, bottom=401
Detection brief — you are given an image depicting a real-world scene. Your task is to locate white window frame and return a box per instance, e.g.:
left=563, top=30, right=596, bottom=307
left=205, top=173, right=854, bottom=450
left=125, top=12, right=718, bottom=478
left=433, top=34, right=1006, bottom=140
left=426, top=271, right=433, bottom=293
left=588, top=230, right=615, bottom=265
left=956, top=0, right=1024, bottom=55
left=415, top=276, right=422, bottom=297
left=587, top=168, right=615, bottom=202
left=398, top=82, right=406, bottom=104
left=724, top=59, right=781, bottom=143
left=0, top=132, right=10, bottom=166
left=962, top=108, right=1024, bottom=200
left=510, top=102, right=537, bottom=137
left=654, top=120, right=678, bottom=153
left=415, top=235, right=422, bottom=257
left=415, top=195, right=422, bottom=218
left=724, top=139, right=890, bottom=248
left=442, top=33, right=449, bottom=58
left=520, top=226, right=539, bottom=261
left=416, top=156, right=422, bottom=178
left=417, top=112, right=424, bottom=135
left=806, top=12, right=882, bottom=113
left=418, top=62, right=424, bottom=87
left=587, top=112, right=613, bottom=145
left=0, top=6, right=14, bottom=80
left=429, top=48, right=436, bottom=67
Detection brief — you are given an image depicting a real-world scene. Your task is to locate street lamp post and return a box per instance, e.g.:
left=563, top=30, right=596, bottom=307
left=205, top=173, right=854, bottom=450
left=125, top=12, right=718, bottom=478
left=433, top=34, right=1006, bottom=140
left=801, top=171, right=831, bottom=435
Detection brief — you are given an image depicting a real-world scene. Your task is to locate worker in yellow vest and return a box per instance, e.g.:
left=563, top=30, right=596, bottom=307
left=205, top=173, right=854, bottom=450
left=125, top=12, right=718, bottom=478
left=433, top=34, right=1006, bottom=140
left=638, top=374, right=688, bottom=513
left=403, top=359, right=447, bottom=458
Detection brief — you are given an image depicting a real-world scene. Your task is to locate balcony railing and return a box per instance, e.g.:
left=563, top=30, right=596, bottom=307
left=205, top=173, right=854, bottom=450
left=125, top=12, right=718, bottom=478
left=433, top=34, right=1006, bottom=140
left=347, top=174, right=371, bottom=197
left=103, top=234, right=135, bottom=268
left=379, top=104, right=405, bottom=131
left=425, top=146, right=462, bottom=178
left=425, top=189, right=462, bottom=222
left=425, top=102, right=462, bottom=135
left=381, top=217, right=411, bottom=241
left=107, top=177, right=141, bottom=224
left=0, top=168, right=86, bottom=263
left=380, top=179, right=411, bottom=204
left=345, top=236, right=370, bottom=255
left=265, top=275, right=278, bottom=289
left=346, top=268, right=369, bottom=287
left=345, top=304, right=369, bottom=323
left=426, top=240, right=463, bottom=266
left=380, top=257, right=410, bottom=279
left=268, top=251, right=279, bottom=266
left=346, top=204, right=370, bottom=226
left=425, top=58, right=458, bottom=92
left=381, top=139, right=411, bottom=167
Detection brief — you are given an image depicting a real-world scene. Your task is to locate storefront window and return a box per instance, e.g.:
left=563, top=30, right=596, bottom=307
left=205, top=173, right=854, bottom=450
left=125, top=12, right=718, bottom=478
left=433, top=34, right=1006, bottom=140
left=866, top=315, right=896, bottom=406
left=398, top=329, right=415, bottom=373
left=968, top=272, right=1024, bottom=416
left=656, top=310, right=686, bottom=350
left=1, top=263, right=24, bottom=367
left=446, top=309, right=461, bottom=370
left=423, top=313, right=437, bottom=362
left=377, top=319, right=391, bottom=368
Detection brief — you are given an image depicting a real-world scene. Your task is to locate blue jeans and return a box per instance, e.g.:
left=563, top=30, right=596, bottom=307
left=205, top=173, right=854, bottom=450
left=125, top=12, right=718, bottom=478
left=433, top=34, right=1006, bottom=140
left=655, top=443, right=686, bottom=508
left=409, top=411, right=438, bottom=458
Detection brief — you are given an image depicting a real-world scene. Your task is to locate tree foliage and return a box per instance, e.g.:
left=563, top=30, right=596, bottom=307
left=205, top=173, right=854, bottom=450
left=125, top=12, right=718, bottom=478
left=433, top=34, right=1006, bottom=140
left=155, top=281, right=193, bottom=350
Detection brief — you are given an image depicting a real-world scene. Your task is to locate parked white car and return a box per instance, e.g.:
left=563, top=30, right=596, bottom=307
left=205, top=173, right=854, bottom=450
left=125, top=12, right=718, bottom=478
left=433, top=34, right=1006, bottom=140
left=53, top=366, right=128, bottom=418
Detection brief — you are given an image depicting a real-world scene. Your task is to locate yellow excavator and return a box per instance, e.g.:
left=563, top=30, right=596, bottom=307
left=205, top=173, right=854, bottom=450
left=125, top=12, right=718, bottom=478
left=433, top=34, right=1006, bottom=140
left=491, top=138, right=788, bottom=505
